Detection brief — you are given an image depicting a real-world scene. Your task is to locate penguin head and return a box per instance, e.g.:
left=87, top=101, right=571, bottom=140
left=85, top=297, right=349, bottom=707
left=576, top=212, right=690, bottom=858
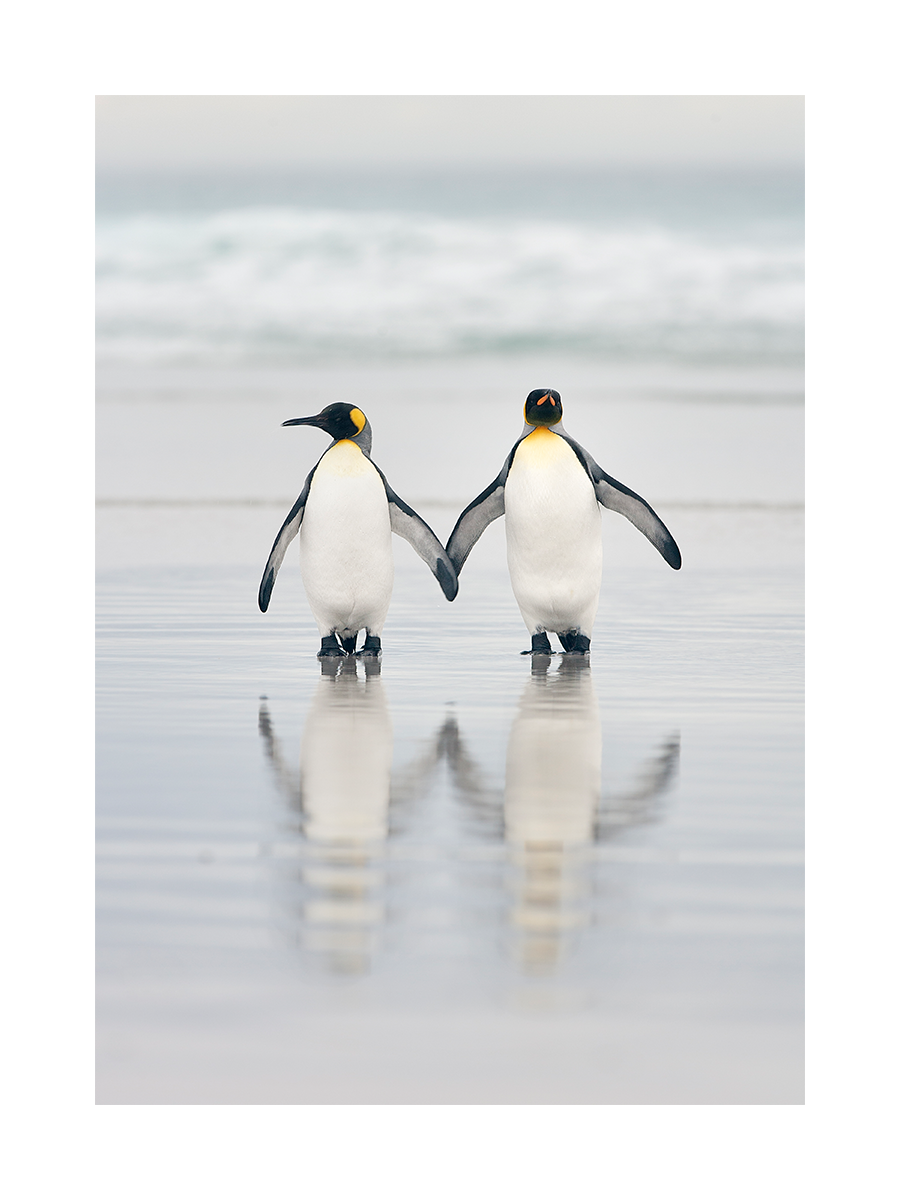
left=524, top=389, right=562, bottom=427
left=283, top=403, right=370, bottom=446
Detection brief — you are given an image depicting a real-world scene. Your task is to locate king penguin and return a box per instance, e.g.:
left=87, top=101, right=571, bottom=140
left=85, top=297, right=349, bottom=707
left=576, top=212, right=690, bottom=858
left=258, top=402, right=458, bottom=657
left=446, top=389, right=681, bottom=655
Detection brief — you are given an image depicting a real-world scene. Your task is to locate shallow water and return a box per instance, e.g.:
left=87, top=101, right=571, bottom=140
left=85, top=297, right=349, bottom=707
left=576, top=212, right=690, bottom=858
left=96, top=390, right=803, bottom=1101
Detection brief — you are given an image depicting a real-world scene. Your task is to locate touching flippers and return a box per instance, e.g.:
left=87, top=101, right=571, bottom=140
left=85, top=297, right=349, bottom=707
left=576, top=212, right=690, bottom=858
left=376, top=469, right=459, bottom=600
left=445, top=443, right=522, bottom=575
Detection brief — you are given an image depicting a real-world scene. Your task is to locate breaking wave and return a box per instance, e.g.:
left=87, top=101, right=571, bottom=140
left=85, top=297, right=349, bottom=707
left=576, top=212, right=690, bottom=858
left=96, top=206, right=803, bottom=366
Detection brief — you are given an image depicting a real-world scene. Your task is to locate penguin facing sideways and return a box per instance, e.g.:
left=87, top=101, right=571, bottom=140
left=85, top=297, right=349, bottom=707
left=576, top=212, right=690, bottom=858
left=446, top=389, right=681, bottom=655
left=258, top=403, right=458, bottom=657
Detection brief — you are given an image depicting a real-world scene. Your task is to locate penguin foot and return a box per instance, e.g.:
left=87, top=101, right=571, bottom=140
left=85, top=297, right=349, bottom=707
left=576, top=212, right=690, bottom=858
left=357, top=634, right=382, bottom=658
left=560, top=631, right=591, bottom=655
left=339, top=633, right=358, bottom=654
left=521, top=632, right=553, bottom=656
left=317, top=634, right=347, bottom=658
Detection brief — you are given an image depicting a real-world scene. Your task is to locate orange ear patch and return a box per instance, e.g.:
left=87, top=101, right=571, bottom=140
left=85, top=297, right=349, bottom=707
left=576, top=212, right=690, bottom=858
left=349, top=407, right=366, bottom=433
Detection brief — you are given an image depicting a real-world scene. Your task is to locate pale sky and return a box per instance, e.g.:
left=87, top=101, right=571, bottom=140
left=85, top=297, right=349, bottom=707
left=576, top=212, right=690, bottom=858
left=96, top=96, right=803, bottom=170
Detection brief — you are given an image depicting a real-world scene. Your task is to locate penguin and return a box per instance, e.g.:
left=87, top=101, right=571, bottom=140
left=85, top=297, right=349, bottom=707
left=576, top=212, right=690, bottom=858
left=258, top=658, right=392, bottom=974
left=446, top=389, right=681, bottom=655
left=258, top=403, right=458, bottom=657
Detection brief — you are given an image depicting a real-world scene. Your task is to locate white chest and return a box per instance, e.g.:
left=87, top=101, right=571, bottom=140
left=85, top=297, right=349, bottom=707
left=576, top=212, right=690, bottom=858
left=505, top=428, right=599, bottom=540
left=302, top=441, right=391, bottom=542
left=503, top=428, right=603, bottom=633
left=298, top=442, right=394, bottom=634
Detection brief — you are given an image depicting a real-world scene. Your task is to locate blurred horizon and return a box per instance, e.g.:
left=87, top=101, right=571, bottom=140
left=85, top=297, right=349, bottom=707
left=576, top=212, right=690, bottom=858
left=96, top=162, right=803, bottom=218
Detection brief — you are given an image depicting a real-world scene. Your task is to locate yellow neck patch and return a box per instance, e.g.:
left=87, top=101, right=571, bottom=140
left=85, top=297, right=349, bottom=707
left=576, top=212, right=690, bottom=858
left=516, top=425, right=571, bottom=466
left=349, top=407, right=366, bottom=433
left=323, top=439, right=368, bottom=476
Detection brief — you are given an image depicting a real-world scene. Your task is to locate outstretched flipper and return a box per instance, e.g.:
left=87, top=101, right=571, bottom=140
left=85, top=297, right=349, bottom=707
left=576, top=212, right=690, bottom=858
left=445, top=443, right=521, bottom=575
left=559, top=434, right=682, bottom=570
left=257, top=467, right=315, bottom=612
left=375, top=470, right=459, bottom=601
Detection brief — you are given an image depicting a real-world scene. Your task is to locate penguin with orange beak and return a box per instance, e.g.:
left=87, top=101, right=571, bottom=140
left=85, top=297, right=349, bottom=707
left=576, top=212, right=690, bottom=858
left=446, top=389, right=680, bottom=655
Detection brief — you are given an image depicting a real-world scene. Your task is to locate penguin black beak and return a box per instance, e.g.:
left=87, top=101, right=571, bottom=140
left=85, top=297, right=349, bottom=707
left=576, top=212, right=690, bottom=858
left=282, top=415, right=323, bottom=427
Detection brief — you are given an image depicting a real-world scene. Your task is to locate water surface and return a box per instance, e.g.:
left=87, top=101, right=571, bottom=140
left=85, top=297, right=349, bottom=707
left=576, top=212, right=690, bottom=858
left=97, top=471, right=803, bottom=1102
left=96, top=167, right=803, bottom=1102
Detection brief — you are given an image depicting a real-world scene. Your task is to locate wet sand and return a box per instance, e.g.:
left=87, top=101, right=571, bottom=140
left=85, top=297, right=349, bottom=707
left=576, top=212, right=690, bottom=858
left=96, top=374, right=803, bottom=1102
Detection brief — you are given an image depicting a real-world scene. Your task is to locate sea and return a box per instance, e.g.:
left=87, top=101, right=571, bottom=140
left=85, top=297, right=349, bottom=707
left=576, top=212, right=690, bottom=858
left=96, top=167, right=804, bottom=1102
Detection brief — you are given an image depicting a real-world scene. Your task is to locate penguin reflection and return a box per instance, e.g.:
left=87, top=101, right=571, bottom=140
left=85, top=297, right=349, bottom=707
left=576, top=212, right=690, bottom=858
left=444, top=656, right=679, bottom=973
left=258, top=659, right=447, bottom=976
left=259, top=657, right=391, bottom=975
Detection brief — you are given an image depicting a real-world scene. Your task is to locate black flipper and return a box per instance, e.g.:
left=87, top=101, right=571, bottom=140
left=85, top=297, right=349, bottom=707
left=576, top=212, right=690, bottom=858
left=258, top=465, right=316, bottom=612
left=446, top=442, right=522, bottom=575
left=372, top=467, right=459, bottom=601
left=557, top=432, right=682, bottom=570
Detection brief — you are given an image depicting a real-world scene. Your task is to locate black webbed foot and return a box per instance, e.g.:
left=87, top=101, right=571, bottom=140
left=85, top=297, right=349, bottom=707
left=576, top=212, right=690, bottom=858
left=357, top=633, right=382, bottom=658
left=521, top=632, right=552, bottom=656
left=317, top=633, right=346, bottom=658
left=561, top=631, right=590, bottom=655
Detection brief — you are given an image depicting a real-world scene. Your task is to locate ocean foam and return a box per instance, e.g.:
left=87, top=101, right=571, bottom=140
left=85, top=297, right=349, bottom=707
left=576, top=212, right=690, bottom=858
left=96, top=206, right=803, bottom=366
